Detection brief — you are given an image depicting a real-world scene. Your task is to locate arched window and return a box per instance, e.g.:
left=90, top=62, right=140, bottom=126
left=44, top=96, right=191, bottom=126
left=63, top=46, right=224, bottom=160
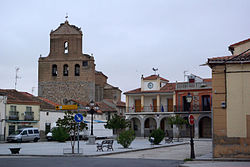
left=64, top=41, right=68, bottom=54
left=75, top=64, right=80, bottom=76
left=52, top=64, right=57, bottom=76
left=63, top=64, right=69, bottom=76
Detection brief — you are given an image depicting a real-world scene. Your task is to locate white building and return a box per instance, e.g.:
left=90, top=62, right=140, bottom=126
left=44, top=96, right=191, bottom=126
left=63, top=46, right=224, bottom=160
left=0, top=93, right=7, bottom=141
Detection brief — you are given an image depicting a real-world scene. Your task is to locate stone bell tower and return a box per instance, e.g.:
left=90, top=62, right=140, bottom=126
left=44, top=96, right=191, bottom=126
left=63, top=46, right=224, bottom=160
left=38, top=20, right=96, bottom=104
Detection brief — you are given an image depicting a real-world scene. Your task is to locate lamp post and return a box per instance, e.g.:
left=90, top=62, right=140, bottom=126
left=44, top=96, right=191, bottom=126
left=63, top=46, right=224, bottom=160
left=186, top=93, right=195, bottom=159
left=86, top=100, right=99, bottom=144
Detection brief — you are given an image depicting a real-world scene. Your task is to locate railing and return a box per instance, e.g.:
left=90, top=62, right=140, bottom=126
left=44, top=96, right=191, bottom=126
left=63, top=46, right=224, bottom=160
left=9, top=111, right=19, bottom=120
left=126, top=105, right=211, bottom=113
left=127, top=106, right=173, bottom=113
left=176, top=82, right=212, bottom=90
left=24, top=111, right=34, bottom=121
left=174, top=105, right=211, bottom=112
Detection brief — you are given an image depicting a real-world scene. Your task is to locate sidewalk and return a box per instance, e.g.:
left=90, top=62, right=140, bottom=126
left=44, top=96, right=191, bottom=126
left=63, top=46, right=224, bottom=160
left=180, top=152, right=250, bottom=167
left=0, top=138, right=188, bottom=156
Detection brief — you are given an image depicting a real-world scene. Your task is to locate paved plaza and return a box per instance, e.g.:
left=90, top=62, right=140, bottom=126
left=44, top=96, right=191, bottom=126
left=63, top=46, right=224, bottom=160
left=0, top=138, right=190, bottom=156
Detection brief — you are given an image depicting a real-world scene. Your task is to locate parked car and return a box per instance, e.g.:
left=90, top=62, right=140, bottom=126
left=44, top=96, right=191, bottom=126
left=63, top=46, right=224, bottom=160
left=7, top=128, right=40, bottom=142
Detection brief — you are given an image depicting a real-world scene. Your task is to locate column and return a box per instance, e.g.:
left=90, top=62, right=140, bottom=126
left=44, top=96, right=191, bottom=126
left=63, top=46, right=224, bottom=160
left=157, top=94, right=160, bottom=112
left=141, top=95, right=144, bottom=111
left=126, top=96, right=129, bottom=113
left=140, top=119, right=144, bottom=137
left=194, top=121, right=199, bottom=138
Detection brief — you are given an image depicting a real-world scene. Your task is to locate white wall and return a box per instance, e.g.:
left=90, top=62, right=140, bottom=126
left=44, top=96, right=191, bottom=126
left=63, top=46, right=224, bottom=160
left=0, top=96, right=7, bottom=140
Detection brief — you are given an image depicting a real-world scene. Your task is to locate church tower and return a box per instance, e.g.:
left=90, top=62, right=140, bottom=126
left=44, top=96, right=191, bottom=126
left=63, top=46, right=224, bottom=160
left=38, top=20, right=95, bottom=104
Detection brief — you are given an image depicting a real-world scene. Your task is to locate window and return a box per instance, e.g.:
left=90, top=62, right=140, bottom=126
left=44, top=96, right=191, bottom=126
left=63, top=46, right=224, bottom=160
left=63, top=64, right=69, bottom=76
left=34, top=129, right=39, bottom=134
left=22, top=130, right=27, bottom=135
left=52, top=64, right=57, bottom=76
left=202, top=95, right=211, bottom=111
left=64, top=41, right=68, bottom=54
left=182, top=96, right=189, bottom=111
left=26, top=106, right=32, bottom=112
left=28, top=130, right=33, bottom=134
left=82, top=61, right=88, bottom=67
left=10, top=106, right=16, bottom=112
left=9, top=125, right=15, bottom=135
left=75, top=64, right=80, bottom=76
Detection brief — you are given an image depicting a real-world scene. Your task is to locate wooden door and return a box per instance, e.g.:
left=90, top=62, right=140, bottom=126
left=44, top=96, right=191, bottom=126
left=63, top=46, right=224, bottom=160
left=168, top=99, right=173, bottom=112
left=153, top=99, right=157, bottom=112
left=135, top=99, right=141, bottom=112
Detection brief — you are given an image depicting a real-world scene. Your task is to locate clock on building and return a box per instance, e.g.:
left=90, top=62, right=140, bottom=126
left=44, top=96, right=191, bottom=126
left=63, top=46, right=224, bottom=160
left=147, top=82, right=153, bottom=89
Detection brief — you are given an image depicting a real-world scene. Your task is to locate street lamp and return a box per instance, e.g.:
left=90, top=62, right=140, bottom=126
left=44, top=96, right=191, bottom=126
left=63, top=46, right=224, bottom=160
left=186, top=93, right=195, bottom=159
left=86, top=100, right=99, bottom=144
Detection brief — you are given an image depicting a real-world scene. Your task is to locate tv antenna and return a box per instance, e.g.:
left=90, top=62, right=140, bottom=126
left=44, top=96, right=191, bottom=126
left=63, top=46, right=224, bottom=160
left=15, top=67, right=21, bottom=90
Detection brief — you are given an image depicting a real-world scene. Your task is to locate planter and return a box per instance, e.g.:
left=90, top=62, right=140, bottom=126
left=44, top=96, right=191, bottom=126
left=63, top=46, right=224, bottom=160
left=9, top=147, right=21, bottom=154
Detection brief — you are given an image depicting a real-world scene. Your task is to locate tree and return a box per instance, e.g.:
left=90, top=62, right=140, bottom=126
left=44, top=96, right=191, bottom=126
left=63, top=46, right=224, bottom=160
left=56, top=110, right=87, bottom=154
left=149, top=128, right=165, bottom=144
left=105, top=114, right=130, bottom=136
left=168, top=115, right=188, bottom=141
left=117, top=129, right=135, bottom=148
left=52, top=127, right=69, bottom=142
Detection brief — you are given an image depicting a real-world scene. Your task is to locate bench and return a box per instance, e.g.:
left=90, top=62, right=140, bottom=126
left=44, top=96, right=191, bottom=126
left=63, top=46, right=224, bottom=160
left=96, top=139, right=114, bottom=151
left=165, top=137, right=173, bottom=143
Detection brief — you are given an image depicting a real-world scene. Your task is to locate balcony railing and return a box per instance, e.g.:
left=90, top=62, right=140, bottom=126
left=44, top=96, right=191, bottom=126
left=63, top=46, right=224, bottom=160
left=127, top=106, right=173, bottom=113
left=174, top=105, right=211, bottom=112
left=9, top=111, right=19, bottom=120
left=126, top=105, right=212, bottom=113
left=24, top=111, right=34, bottom=121
left=176, top=82, right=212, bottom=90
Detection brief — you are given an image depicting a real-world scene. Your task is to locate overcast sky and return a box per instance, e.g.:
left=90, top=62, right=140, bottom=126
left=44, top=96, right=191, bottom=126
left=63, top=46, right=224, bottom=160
left=0, top=0, right=249, bottom=101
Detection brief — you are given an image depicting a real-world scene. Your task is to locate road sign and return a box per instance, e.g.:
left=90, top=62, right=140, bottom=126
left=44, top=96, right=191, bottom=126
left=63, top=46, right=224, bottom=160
left=55, top=105, right=78, bottom=110
left=189, top=114, right=195, bottom=125
left=74, top=113, right=83, bottom=123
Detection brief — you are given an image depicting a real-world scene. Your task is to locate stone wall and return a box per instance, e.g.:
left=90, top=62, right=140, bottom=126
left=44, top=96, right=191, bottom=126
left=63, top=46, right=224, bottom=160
left=38, top=81, right=95, bottom=104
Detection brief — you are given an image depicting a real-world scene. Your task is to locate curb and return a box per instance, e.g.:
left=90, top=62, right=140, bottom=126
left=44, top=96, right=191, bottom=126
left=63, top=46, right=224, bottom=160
left=0, top=142, right=189, bottom=157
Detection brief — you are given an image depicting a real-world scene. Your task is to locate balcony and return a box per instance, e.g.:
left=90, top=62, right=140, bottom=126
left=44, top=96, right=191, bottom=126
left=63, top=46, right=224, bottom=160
left=174, top=105, right=211, bottom=112
left=24, top=111, right=34, bottom=121
left=9, top=111, right=19, bottom=120
left=127, top=106, right=172, bottom=113
left=176, top=82, right=212, bottom=90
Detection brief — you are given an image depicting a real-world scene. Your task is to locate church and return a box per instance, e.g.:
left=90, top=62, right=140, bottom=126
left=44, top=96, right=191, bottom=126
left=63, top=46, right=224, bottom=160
left=38, top=20, right=122, bottom=106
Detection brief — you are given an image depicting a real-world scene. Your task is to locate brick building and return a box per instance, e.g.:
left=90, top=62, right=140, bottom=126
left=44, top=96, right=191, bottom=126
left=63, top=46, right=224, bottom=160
left=207, top=38, right=250, bottom=158
left=38, top=20, right=122, bottom=106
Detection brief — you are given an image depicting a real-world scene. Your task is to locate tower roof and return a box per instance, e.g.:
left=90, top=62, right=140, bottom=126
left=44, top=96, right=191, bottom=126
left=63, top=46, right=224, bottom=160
left=51, top=20, right=82, bottom=35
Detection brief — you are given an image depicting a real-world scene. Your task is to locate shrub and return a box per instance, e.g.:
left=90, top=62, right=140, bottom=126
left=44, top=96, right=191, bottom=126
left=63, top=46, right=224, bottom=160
left=117, top=129, right=135, bottom=148
left=52, top=127, right=69, bottom=142
left=149, top=128, right=165, bottom=144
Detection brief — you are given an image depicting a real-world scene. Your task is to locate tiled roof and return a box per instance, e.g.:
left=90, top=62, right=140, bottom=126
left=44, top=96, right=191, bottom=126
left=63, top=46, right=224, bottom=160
left=203, top=78, right=212, bottom=82
left=0, top=89, right=40, bottom=105
left=124, top=83, right=176, bottom=94
left=36, top=97, right=58, bottom=110
left=229, top=38, right=250, bottom=48
left=69, top=99, right=116, bottom=113
left=208, top=51, right=250, bottom=64
left=143, top=75, right=169, bottom=82
left=103, top=99, right=126, bottom=107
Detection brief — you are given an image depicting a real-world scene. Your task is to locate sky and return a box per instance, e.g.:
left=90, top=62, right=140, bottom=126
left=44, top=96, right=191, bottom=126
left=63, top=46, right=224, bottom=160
left=0, top=0, right=249, bottom=101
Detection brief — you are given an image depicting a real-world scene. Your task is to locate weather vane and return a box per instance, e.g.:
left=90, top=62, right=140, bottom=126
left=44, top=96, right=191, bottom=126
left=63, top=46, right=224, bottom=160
left=65, top=13, right=68, bottom=21
left=152, top=68, right=158, bottom=75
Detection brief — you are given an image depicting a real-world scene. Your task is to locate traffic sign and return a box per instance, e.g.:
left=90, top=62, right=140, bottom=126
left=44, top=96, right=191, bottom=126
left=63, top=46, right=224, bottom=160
left=74, top=113, right=83, bottom=123
left=55, top=105, right=78, bottom=110
left=189, top=114, right=195, bottom=125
